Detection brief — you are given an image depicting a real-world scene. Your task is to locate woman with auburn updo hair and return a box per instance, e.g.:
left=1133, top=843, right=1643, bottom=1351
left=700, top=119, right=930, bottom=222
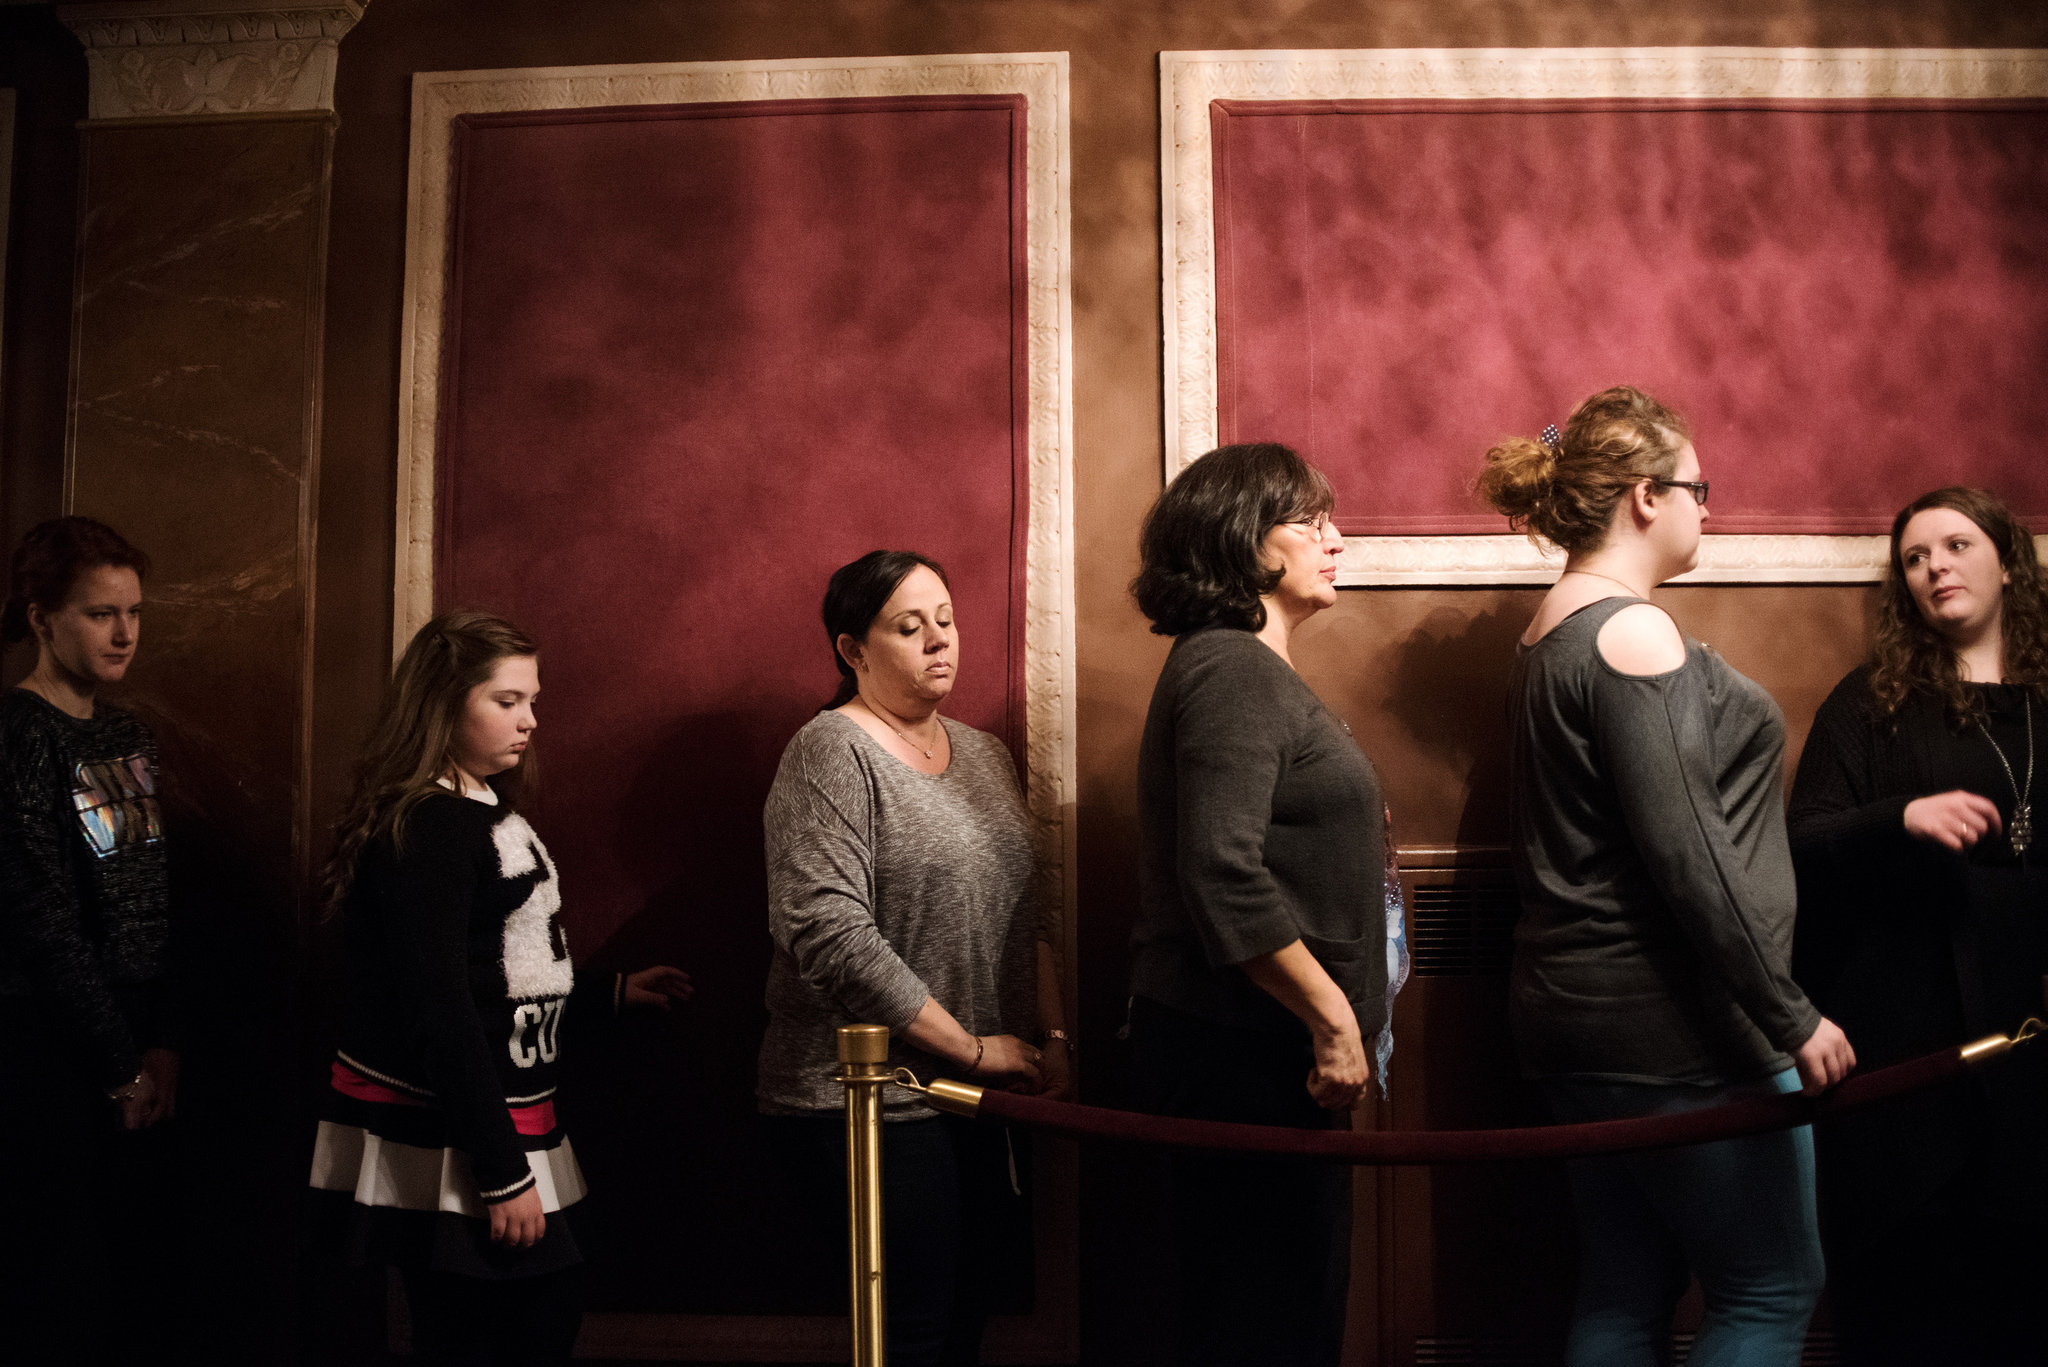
left=308, top=610, right=690, bottom=1366
left=1788, top=486, right=2048, bottom=1366
left=1480, top=386, right=1854, bottom=1367
left=0, top=517, right=179, bottom=1365
left=1126, top=443, right=1395, bottom=1367
left=756, top=549, right=1065, bottom=1367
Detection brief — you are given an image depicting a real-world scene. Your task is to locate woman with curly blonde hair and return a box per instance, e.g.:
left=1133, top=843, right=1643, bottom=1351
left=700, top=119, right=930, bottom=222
left=1789, top=486, right=2048, bottom=1366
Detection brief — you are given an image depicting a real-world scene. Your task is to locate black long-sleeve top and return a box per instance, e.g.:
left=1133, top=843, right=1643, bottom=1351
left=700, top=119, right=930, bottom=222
left=0, top=688, right=173, bottom=1089
left=1505, top=598, right=1820, bottom=1085
left=1130, top=627, right=1388, bottom=1036
left=334, top=790, right=619, bottom=1204
left=1789, top=667, right=2048, bottom=1219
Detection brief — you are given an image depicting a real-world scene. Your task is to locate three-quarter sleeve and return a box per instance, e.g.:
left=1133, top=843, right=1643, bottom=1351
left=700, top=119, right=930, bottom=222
left=1169, top=647, right=1303, bottom=967
left=1591, top=659, right=1822, bottom=1055
left=764, top=741, right=931, bottom=1033
left=381, top=801, right=533, bottom=1204
left=0, top=723, right=141, bottom=1089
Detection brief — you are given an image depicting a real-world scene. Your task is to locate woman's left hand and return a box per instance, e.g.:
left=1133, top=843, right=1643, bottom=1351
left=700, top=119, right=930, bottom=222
left=138, top=1047, right=179, bottom=1126
left=624, top=965, right=693, bottom=1011
left=1033, top=1038, right=1072, bottom=1100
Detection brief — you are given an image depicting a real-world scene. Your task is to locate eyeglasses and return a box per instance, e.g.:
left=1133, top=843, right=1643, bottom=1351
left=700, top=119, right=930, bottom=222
left=1283, top=514, right=1335, bottom=538
left=1649, top=479, right=1709, bottom=507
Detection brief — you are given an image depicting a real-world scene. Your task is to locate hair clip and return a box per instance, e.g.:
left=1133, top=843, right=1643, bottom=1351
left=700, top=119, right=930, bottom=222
left=1540, top=424, right=1561, bottom=457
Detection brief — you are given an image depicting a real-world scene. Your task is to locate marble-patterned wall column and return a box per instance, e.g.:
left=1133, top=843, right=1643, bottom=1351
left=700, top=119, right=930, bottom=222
left=58, top=1, right=361, bottom=906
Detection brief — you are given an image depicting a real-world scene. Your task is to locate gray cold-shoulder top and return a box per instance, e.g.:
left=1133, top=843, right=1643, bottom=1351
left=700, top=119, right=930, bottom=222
left=1505, top=596, right=1821, bottom=1085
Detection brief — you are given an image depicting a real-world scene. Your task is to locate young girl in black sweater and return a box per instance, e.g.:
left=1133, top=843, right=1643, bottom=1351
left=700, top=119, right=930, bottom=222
left=309, top=609, right=688, bottom=1365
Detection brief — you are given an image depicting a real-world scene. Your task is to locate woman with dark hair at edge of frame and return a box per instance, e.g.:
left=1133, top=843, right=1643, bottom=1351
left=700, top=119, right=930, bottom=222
left=1788, top=485, right=2048, bottom=1367
left=306, top=608, right=691, bottom=1366
left=1124, top=442, right=1400, bottom=1367
left=756, top=548, right=1067, bottom=1367
left=1478, top=387, right=1856, bottom=1367
left=0, top=516, right=181, bottom=1366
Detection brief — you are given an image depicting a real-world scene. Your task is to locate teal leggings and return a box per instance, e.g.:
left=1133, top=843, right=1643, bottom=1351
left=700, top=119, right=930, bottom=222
left=1543, top=1068, right=1824, bottom=1367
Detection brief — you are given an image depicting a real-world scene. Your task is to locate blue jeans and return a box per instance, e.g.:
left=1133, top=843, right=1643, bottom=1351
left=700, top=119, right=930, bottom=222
left=1543, top=1068, right=1823, bottom=1367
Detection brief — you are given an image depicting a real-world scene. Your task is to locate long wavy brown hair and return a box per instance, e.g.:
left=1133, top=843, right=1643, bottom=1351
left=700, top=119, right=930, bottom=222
left=1870, top=486, right=2048, bottom=724
left=320, top=609, right=540, bottom=915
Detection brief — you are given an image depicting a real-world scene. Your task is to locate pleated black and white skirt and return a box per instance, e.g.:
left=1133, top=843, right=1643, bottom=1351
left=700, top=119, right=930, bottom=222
left=308, top=1056, right=588, bottom=1279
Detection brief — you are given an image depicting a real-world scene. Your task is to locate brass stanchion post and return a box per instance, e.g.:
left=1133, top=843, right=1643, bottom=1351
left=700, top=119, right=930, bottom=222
left=838, top=1025, right=891, bottom=1367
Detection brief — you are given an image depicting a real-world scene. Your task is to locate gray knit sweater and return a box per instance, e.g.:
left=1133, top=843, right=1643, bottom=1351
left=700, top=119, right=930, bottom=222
left=756, top=710, right=1044, bottom=1117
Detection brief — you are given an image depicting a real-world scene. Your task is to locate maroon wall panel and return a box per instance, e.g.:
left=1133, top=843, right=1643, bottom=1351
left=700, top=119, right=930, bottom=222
left=1213, top=101, right=2048, bottom=535
left=434, top=95, right=1027, bottom=1311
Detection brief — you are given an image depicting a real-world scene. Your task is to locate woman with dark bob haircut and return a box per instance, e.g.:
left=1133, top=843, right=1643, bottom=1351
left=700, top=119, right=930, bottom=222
left=756, top=549, right=1067, bottom=1366
left=1126, top=443, right=1397, bottom=1367
left=1789, top=486, right=2048, bottom=1366
left=0, top=516, right=178, bottom=1364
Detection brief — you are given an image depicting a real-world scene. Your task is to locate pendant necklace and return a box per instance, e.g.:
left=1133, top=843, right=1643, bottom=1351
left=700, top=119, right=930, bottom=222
left=870, top=699, right=938, bottom=760
left=1974, top=692, right=2033, bottom=857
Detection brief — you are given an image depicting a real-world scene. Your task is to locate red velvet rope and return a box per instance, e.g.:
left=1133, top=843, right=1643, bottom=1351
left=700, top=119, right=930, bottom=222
left=966, top=1046, right=1984, bottom=1165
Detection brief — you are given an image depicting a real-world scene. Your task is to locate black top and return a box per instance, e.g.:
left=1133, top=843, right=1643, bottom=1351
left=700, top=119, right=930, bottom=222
left=1789, top=668, right=2048, bottom=1220
left=1130, top=627, right=1388, bottom=1036
left=335, top=790, right=616, bottom=1204
left=1505, top=598, right=1820, bottom=1084
left=0, top=688, right=173, bottom=1089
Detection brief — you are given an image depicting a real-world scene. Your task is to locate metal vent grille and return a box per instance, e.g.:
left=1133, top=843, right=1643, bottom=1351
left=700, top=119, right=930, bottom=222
left=1407, top=882, right=1520, bottom=976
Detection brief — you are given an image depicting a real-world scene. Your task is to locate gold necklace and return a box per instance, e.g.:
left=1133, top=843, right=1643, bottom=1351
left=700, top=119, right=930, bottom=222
left=1562, top=568, right=1650, bottom=598
left=866, top=697, right=941, bottom=761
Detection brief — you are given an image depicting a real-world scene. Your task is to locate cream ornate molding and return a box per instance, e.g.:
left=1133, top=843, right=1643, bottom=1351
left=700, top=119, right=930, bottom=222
left=1161, top=47, right=2048, bottom=585
left=59, top=0, right=364, bottom=118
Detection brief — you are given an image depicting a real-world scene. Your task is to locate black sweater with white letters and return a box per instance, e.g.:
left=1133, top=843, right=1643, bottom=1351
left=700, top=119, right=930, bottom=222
left=333, top=791, right=618, bottom=1203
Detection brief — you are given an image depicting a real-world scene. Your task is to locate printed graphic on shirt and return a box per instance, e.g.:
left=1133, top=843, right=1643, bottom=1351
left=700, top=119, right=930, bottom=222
left=492, top=812, right=574, bottom=999
left=71, top=753, right=162, bottom=858
left=509, top=997, right=565, bottom=1067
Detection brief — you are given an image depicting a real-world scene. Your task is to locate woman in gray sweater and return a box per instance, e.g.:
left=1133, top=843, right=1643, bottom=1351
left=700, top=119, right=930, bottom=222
left=1126, top=442, right=1392, bottom=1367
left=757, top=549, right=1066, bottom=1367
left=1479, top=387, right=1856, bottom=1367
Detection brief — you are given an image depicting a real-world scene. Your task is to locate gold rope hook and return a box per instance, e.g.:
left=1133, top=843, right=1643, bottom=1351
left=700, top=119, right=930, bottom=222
left=889, top=1067, right=986, bottom=1118
left=1959, top=1017, right=2047, bottom=1065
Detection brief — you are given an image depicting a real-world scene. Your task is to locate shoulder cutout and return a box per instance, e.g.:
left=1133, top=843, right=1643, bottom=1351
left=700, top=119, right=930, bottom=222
left=1596, top=602, right=1688, bottom=677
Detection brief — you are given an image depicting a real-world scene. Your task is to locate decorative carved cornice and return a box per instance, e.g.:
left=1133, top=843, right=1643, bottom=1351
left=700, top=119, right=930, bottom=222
left=59, top=0, right=365, bottom=118
left=1161, top=47, right=2048, bottom=584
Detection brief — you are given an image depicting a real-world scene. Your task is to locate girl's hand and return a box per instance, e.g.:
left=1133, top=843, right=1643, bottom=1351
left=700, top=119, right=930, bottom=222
left=1904, top=791, right=2003, bottom=851
left=1793, top=1017, right=1857, bottom=1095
left=488, top=1187, right=547, bottom=1249
left=624, top=965, right=693, bottom=1011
